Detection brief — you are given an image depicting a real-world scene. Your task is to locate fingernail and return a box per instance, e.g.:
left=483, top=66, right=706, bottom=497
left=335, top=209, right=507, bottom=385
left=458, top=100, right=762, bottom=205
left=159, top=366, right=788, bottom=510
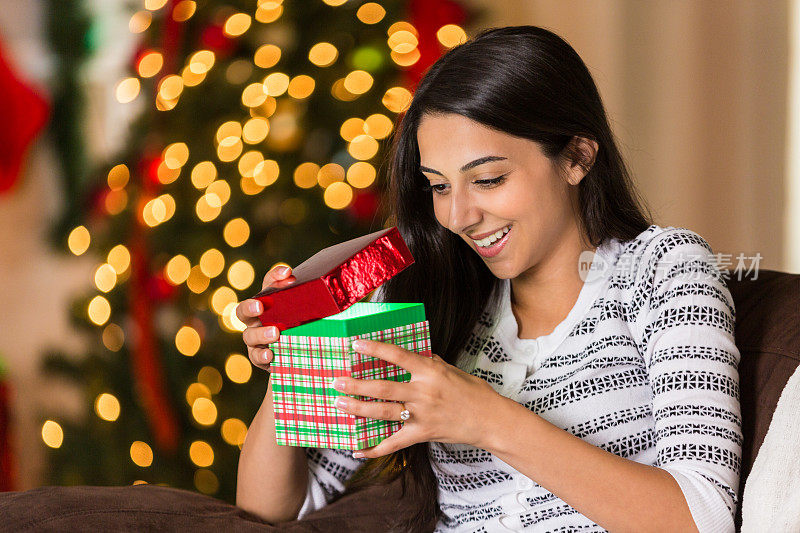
left=267, top=326, right=278, bottom=337
left=278, top=266, right=290, bottom=276
left=250, top=301, right=261, bottom=314
left=332, top=379, right=345, bottom=391
left=352, top=452, right=364, bottom=458
left=334, top=397, right=348, bottom=408
left=351, top=340, right=364, bottom=351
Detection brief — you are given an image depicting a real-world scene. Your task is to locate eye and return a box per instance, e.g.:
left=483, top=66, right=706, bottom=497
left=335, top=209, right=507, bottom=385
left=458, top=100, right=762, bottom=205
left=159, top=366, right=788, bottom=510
left=475, top=175, right=507, bottom=187
left=422, top=173, right=508, bottom=195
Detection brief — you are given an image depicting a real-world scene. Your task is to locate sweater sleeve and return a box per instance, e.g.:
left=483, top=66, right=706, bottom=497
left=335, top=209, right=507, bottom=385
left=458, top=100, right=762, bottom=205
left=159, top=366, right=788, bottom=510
left=295, top=286, right=384, bottom=520
left=636, top=228, right=743, bottom=533
left=296, top=447, right=368, bottom=519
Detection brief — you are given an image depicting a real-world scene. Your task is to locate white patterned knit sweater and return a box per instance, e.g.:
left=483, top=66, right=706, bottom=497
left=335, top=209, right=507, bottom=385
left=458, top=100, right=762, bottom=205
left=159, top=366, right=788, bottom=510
left=294, top=224, right=742, bottom=532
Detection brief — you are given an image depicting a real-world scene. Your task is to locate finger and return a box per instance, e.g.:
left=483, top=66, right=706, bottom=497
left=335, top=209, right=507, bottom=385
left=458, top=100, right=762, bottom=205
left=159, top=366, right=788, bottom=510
left=350, top=339, right=427, bottom=374
left=262, top=265, right=293, bottom=290
left=333, top=396, right=406, bottom=420
left=332, top=376, right=410, bottom=402
left=267, top=275, right=297, bottom=290
left=354, top=428, right=413, bottom=459
left=235, top=299, right=264, bottom=326
left=248, top=346, right=273, bottom=370
left=243, top=325, right=280, bottom=348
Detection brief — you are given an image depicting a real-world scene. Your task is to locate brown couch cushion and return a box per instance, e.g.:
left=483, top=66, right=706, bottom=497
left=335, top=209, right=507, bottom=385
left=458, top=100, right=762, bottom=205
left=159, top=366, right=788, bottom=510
left=0, top=484, right=279, bottom=531
left=0, top=481, right=419, bottom=532
left=726, top=269, right=800, bottom=531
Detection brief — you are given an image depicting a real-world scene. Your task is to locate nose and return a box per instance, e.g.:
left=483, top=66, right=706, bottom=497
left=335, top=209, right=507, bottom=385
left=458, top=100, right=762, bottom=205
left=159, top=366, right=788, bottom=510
left=445, top=187, right=481, bottom=235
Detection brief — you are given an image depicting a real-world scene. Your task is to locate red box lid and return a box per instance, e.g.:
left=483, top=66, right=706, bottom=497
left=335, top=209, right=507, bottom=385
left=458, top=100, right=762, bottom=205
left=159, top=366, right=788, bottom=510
left=253, top=226, right=414, bottom=330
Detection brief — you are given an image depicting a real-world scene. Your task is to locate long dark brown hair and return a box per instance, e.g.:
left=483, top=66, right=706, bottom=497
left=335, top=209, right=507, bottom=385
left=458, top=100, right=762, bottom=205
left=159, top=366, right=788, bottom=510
left=333, top=25, right=654, bottom=531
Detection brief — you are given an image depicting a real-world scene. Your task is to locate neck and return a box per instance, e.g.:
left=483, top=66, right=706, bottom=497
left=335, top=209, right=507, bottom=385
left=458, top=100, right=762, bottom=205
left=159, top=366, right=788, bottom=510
left=509, top=226, right=597, bottom=338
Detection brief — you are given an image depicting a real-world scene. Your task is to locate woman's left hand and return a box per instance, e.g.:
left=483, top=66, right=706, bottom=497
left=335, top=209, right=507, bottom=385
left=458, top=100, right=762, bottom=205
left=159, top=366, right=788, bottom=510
left=331, top=338, right=501, bottom=458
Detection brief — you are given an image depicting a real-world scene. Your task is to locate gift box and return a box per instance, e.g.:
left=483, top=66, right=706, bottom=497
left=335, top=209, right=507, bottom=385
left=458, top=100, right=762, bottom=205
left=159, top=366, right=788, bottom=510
left=270, top=301, right=431, bottom=450
left=250, top=227, right=432, bottom=450
left=254, top=226, right=414, bottom=331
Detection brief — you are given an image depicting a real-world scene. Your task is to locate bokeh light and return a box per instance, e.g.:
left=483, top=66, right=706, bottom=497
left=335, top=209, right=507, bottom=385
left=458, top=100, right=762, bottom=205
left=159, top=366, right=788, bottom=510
left=175, top=325, right=201, bottom=356
left=88, top=295, right=111, bottom=325
left=172, top=0, right=196, bottom=21
left=357, top=3, right=386, bottom=24
left=107, top=244, right=131, bottom=274
left=130, top=441, right=153, bottom=467
left=41, top=420, right=63, bottom=448
left=242, top=117, right=269, bottom=144
left=324, top=181, right=353, bottom=209
left=348, top=134, right=379, bottom=160
left=102, top=323, right=125, bottom=352
left=288, top=75, right=315, bottom=99
left=225, top=354, right=252, bottom=384
left=166, top=255, right=191, bottom=284
left=343, top=70, right=373, bottom=95
left=228, top=260, right=255, bottom=290
left=107, top=164, right=130, bottom=190
left=211, top=287, right=237, bottom=316
left=68, top=226, right=90, bottom=255
left=294, top=162, right=320, bottom=189
left=224, top=13, right=251, bottom=37
left=192, top=398, right=217, bottom=426
left=308, top=42, right=338, bottom=67
left=191, top=161, right=217, bottom=189
left=255, top=1, right=283, bottom=23
left=382, top=86, right=412, bottom=113
left=346, top=161, right=377, bottom=188
left=116, top=78, right=140, bottom=103
left=198, top=371, right=223, bottom=402
left=187, top=265, right=211, bottom=293
left=437, top=24, right=468, bottom=48
left=186, top=382, right=211, bottom=406
left=190, top=440, right=214, bottom=467
left=129, top=11, right=152, bottom=33
left=223, top=218, right=250, bottom=247
left=137, top=51, right=164, bottom=78
left=221, top=418, right=247, bottom=446
left=200, top=248, right=225, bottom=278
left=254, top=44, right=281, bottom=68
left=95, top=393, right=121, bottom=422
left=95, top=263, right=117, bottom=293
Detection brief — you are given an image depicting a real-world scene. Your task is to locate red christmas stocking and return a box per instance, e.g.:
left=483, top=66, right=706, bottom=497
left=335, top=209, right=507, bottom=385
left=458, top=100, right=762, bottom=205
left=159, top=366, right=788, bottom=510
left=0, top=35, right=49, bottom=195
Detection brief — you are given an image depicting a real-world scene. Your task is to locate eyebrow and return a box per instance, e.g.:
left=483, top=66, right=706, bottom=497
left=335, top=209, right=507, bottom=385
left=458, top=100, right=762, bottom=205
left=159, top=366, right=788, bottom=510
left=419, top=155, right=507, bottom=176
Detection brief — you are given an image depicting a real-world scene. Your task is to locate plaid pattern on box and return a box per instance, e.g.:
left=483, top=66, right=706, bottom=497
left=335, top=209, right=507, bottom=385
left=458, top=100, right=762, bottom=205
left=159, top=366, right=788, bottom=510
left=270, top=319, right=432, bottom=450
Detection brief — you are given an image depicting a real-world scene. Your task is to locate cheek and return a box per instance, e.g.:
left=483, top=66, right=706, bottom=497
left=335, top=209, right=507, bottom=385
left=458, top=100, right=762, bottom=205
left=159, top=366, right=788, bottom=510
left=431, top=197, right=449, bottom=227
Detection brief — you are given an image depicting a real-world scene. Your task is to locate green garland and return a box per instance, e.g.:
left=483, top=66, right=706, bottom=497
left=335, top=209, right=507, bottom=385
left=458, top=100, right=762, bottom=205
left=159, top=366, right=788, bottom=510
left=43, top=0, right=95, bottom=250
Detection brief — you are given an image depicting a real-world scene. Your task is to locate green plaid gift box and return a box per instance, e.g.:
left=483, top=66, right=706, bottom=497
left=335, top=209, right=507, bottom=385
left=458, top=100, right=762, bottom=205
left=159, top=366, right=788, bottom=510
left=270, top=301, right=431, bottom=450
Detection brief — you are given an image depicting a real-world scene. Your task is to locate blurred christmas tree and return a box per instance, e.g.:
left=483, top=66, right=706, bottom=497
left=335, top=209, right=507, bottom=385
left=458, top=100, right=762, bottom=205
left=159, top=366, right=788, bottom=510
left=40, top=0, right=469, bottom=504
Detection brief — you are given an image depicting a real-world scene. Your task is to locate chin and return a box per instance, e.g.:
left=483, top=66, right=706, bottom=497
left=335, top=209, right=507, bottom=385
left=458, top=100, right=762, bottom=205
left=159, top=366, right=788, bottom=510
left=486, top=262, right=516, bottom=280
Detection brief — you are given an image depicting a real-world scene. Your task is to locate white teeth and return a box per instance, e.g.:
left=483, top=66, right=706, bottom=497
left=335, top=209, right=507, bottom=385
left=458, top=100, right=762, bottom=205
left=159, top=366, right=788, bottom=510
left=476, top=225, right=511, bottom=247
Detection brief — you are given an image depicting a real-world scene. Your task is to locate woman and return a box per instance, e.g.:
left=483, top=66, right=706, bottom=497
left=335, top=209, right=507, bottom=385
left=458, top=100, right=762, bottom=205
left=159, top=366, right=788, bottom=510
left=236, top=26, right=742, bottom=533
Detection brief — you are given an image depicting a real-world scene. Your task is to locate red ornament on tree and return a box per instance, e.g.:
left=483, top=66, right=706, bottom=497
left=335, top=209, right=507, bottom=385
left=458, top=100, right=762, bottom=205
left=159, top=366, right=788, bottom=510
left=148, top=270, right=178, bottom=302
left=139, top=154, right=164, bottom=190
left=347, top=188, right=381, bottom=225
left=200, top=24, right=236, bottom=58
left=405, top=0, right=467, bottom=88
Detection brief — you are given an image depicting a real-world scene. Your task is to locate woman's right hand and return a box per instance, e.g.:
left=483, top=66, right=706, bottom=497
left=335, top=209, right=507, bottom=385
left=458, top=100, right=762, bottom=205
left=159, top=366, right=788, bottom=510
left=236, top=265, right=296, bottom=371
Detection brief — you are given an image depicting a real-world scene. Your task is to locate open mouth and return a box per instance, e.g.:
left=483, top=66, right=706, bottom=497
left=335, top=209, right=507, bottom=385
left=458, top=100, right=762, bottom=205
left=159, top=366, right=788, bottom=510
left=473, top=224, right=512, bottom=258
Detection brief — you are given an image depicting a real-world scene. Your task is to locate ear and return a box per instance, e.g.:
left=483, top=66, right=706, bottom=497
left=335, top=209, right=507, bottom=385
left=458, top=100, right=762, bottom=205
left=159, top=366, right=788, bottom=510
left=565, top=136, right=599, bottom=185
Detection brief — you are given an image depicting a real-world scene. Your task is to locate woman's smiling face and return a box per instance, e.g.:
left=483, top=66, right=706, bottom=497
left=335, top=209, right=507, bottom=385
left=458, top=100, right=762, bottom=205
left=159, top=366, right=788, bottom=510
left=417, top=112, right=586, bottom=280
